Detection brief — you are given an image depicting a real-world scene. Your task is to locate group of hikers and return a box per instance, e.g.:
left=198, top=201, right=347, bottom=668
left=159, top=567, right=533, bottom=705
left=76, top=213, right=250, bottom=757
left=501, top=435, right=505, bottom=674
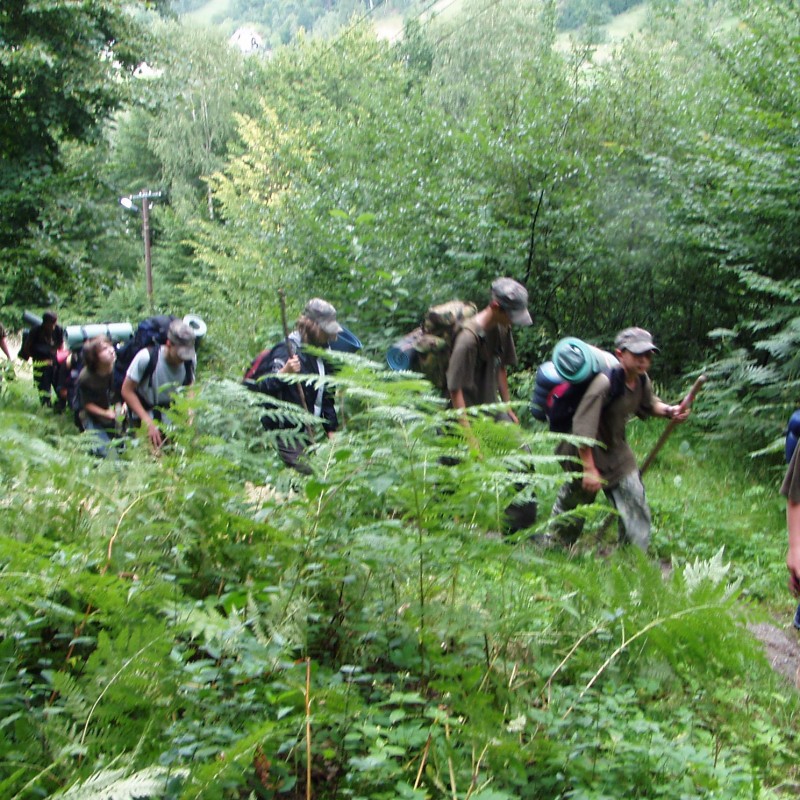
left=6, top=276, right=800, bottom=628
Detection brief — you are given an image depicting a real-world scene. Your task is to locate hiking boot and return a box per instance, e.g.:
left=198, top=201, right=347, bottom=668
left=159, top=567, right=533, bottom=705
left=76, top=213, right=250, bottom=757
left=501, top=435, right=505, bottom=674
left=793, top=602, right=800, bottom=631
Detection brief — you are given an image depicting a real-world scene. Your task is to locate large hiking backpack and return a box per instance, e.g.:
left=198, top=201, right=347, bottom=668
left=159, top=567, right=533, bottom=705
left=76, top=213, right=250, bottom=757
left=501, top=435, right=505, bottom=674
left=112, top=315, right=181, bottom=400
left=531, top=337, right=633, bottom=434
left=386, top=300, right=478, bottom=391
left=786, top=410, right=800, bottom=464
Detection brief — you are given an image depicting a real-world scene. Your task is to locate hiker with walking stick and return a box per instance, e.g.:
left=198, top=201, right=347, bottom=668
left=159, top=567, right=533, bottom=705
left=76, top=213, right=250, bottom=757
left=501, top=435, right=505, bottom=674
left=548, top=327, right=691, bottom=551
left=249, top=296, right=341, bottom=474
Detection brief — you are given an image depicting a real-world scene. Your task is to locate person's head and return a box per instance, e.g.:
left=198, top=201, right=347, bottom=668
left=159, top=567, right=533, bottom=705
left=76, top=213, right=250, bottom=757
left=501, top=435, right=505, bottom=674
left=42, top=311, right=57, bottom=331
left=82, top=336, right=115, bottom=373
left=615, top=327, right=659, bottom=375
left=490, top=278, right=533, bottom=327
left=297, top=298, right=342, bottom=346
left=165, top=319, right=196, bottom=365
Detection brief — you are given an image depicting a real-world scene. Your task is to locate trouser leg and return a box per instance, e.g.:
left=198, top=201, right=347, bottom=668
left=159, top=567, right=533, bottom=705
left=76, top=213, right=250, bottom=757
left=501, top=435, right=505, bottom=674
left=606, top=471, right=651, bottom=550
left=277, top=438, right=313, bottom=475
left=83, top=418, right=114, bottom=459
left=34, top=363, right=54, bottom=406
left=549, top=477, right=598, bottom=545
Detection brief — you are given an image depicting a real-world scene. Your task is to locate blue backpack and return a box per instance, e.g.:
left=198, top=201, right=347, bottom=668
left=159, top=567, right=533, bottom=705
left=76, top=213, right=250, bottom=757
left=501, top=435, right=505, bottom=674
left=786, top=410, right=800, bottom=463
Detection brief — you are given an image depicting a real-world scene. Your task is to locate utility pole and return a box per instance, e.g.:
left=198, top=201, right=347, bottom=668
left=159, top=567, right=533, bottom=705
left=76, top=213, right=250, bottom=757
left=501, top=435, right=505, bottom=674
left=120, top=189, right=163, bottom=309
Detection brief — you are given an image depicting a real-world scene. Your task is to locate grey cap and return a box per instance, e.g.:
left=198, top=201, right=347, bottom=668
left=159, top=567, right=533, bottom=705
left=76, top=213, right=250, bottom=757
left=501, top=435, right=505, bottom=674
left=303, top=298, right=342, bottom=336
left=615, top=327, right=660, bottom=354
left=167, top=319, right=196, bottom=360
left=491, top=278, right=532, bottom=327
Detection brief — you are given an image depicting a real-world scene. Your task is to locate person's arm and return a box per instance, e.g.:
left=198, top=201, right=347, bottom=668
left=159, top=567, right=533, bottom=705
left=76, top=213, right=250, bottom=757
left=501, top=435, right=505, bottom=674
left=578, top=445, right=603, bottom=493
left=0, top=336, right=11, bottom=360
left=496, top=364, right=519, bottom=424
left=449, top=388, right=469, bottom=426
left=121, top=376, right=163, bottom=450
left=654, top=398, right=690, bottom=422
left=84, top=401, right=115, bottom=422
left=788, top=499, right=800, bottom=596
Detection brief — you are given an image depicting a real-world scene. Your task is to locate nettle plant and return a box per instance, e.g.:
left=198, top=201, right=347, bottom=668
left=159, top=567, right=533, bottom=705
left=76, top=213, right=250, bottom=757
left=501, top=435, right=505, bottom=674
left=0, top=357, right=797, bottom=799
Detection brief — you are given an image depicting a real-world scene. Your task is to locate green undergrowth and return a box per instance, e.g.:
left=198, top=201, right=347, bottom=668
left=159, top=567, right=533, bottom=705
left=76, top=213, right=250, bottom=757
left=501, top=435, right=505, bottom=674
left=1, top=359, right=798, bottom=799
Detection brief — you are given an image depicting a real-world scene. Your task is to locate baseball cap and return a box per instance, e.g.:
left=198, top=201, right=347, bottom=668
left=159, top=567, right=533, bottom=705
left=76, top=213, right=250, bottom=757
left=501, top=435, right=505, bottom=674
left=491, top=278, right=532, bottom=327
left=615, top=327, right=660, bottom=354
left=303, top=298, right=343, bottom=337
left=167, top=319, right=197, bottom=360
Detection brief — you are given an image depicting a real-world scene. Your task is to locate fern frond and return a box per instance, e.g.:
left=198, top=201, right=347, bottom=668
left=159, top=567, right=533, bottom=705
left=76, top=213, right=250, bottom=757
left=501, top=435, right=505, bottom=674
left=57, top=766, right=188, bottom=799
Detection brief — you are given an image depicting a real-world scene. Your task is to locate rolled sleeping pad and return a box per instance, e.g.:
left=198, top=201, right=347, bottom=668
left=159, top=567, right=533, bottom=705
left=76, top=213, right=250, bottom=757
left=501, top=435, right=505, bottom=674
left=65, top=323, right=134, bottom=351
left=552, top=337, right=618, bottom=383
left=531, top=360, right=562, bottom=421
left=23, top=310, right=43, bottom=328
left=183, top=314, right=207, bottom=341
left=329, top=325, right=362, bottom=353
left=387, top=328, right=424, bottom=371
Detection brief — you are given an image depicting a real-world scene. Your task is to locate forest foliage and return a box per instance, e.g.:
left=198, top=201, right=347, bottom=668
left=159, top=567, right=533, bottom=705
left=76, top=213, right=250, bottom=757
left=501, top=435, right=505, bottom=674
left=2, top=0, right=800, bottom=796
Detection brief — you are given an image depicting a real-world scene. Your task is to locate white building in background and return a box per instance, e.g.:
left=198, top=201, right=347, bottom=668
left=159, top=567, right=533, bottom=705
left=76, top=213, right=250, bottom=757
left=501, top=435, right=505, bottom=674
left=229, top=27, right=265, bottom=55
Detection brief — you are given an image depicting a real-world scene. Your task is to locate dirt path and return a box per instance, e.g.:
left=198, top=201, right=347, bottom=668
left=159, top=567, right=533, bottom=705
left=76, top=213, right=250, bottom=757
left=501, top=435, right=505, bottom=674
left=749, top=620, right=800, bottom=689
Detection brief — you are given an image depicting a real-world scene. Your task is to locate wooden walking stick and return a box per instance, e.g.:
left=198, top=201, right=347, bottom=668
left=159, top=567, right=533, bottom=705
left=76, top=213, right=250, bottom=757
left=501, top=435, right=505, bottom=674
left=597, top=374, right=706, bottom=537
left=639, top=374, right=706, bottom=476
left=278, top=289, right=319, bottom=445
left=278, top=288, right=310, bottom=417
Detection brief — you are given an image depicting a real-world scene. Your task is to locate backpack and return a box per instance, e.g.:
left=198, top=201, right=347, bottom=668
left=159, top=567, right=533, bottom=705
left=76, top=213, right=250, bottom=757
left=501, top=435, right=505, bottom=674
left=531, top=338, right=638, bottom=434
left=19, top=331, right=32, bottom=361
left=112, top=315, right=180, bottom=400
left=786, top=410, right=800, bottom=464
left=243, top=346, right=278, bottom=391
left=62, top=351, right=86, bottom=431
left=386, top=300, right=478, bottom=391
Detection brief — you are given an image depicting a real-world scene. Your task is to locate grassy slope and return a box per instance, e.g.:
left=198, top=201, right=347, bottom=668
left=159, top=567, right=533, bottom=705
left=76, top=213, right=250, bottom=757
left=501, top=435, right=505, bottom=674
left=185, top=0, right=651, bottom=46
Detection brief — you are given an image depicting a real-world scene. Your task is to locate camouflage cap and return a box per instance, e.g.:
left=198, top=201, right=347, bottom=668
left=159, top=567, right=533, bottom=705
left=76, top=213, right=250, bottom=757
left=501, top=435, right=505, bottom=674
left=303, top=298, right=343, bottom=337
left=491, top=278, right=532, bottom=327
left=615, top=327, right=660, bottom=354
left=167, top=319, right=196, bottom=360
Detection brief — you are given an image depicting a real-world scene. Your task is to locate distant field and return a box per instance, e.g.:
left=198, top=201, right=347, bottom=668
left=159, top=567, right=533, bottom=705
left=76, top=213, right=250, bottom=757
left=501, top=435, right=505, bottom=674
left=183, top=0, right=234, bottom=27
left=184, top=0, right=649, bottom=47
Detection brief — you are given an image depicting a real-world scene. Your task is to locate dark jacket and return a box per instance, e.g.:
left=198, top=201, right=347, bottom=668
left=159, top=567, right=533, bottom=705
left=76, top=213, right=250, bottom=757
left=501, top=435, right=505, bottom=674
left=28, top=323, right=64, bottom=361
left=255, top=335, right=338, bottom=435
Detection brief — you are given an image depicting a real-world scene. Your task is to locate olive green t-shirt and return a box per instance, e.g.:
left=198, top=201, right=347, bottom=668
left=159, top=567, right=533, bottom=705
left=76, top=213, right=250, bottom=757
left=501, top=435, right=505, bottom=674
left=781, top=444, right=800, bottom=504
left=556, top=370, right=657, bottom=488
left=446, top=319, right=516, bottom=408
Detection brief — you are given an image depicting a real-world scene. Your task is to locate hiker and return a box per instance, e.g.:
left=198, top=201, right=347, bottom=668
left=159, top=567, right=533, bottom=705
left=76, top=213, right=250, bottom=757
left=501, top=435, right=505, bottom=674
left=780, top=433, right=800, bottom=629
left=446, top=277, right=537, bottom=533
left=0, top=322, right=11, bottom=361
left=121, top=319, right=196, bottom=452
left=252, top=298, right=341, bottom=473
left=446, top=277, right=532, bottom=423
left=549, top=327, right=689, bottom=551
left=27, top=311, right=64, bottom=407
left=77, top=336, right=122, bottom=458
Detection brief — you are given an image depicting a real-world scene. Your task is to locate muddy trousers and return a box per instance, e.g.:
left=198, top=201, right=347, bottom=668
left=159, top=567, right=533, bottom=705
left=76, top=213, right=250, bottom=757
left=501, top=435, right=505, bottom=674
left=549, top=470, right=651, bottom=551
